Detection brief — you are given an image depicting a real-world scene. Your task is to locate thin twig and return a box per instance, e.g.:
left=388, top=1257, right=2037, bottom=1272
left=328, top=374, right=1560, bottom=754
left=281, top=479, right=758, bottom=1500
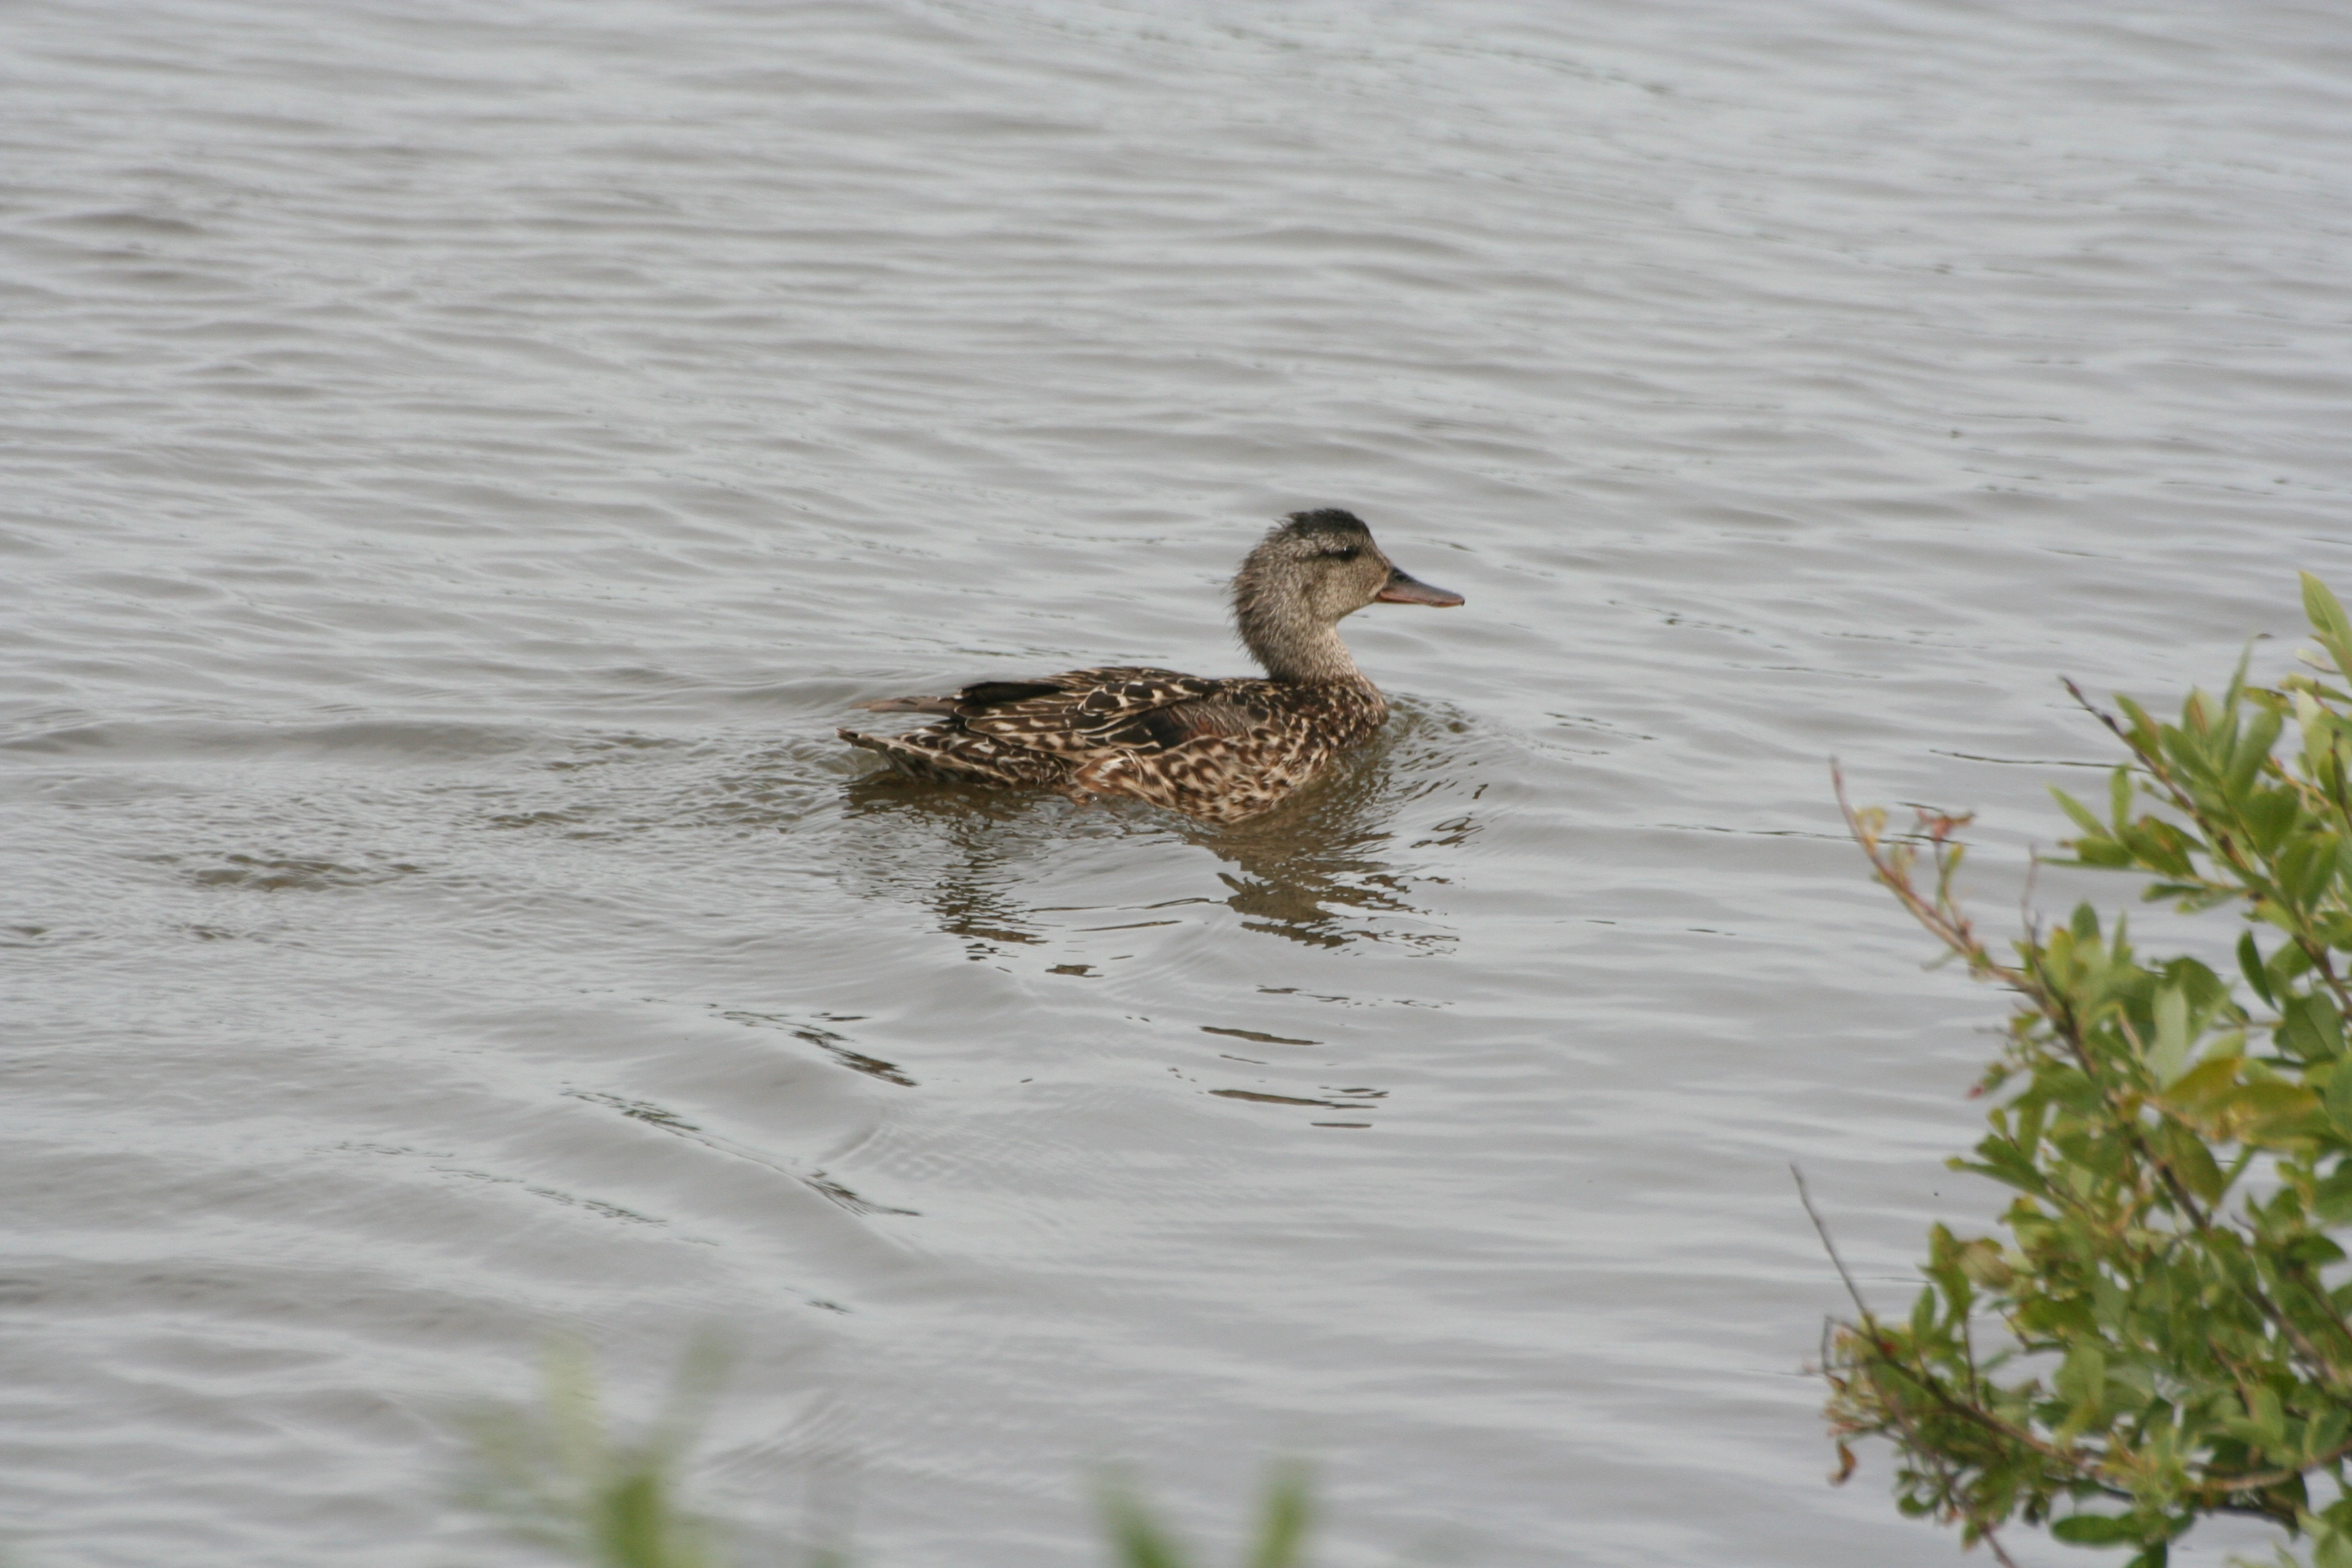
left=2191, top=1433, right=2352, bottom=1498
left=1793, top=1163, right=1873, bottom=1322
left=1832, top=764, right=2023, bottom=989
left=1979, top=1524, right=2024, bottom=1568
left=2019, top=847, right=2042, bottom=951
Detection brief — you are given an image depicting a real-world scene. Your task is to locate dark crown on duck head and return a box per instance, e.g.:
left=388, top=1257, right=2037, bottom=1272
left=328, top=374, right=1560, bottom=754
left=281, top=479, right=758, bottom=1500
left=1277, top=508, right=1373, bottom=542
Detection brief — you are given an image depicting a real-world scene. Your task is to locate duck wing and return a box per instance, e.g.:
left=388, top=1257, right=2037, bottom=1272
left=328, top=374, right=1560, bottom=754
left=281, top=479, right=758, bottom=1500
left=950, top=667, right=1269, bottom=755
left=847, top=668, right=1292, bottom=804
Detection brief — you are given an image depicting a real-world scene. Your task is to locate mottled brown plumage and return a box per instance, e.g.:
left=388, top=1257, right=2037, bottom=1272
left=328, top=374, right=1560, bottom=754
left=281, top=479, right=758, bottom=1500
left=838, top=509, right=1465, bottom=823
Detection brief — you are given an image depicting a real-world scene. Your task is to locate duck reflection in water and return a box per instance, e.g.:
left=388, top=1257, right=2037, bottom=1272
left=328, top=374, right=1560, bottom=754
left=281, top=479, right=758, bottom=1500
left=838, top=706, right=1469, bottom=953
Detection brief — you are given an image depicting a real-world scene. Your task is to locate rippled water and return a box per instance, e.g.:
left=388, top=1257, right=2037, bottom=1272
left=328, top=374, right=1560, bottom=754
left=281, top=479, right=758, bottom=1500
left=7, top=1, right=2352, bottom=1563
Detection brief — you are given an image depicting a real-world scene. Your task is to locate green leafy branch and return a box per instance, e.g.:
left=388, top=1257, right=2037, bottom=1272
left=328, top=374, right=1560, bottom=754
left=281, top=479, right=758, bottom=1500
left=1823, top=575, right=2352, bottom=1568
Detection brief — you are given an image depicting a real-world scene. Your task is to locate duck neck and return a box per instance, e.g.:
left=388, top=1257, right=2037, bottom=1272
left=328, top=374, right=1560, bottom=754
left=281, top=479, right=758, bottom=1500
left=1238, top=598, right=1365, bottom=685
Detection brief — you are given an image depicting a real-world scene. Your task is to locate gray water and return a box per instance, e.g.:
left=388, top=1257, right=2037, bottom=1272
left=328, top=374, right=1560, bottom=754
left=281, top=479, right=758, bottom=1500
left=6, top=1, right=2352, bottom=1563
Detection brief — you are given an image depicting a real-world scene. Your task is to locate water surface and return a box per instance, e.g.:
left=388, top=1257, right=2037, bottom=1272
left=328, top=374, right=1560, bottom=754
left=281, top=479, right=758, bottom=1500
left=6, top=1, right=2352, bottom=1563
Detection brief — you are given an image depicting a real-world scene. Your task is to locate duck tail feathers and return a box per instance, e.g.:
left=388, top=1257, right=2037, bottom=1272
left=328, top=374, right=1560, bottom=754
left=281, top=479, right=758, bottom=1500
left=859, top=695, right=962, bottom=715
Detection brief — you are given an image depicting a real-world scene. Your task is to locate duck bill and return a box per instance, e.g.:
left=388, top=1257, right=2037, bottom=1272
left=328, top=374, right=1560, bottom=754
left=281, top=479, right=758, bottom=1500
left=1375, top=569, right=1465, bottom=607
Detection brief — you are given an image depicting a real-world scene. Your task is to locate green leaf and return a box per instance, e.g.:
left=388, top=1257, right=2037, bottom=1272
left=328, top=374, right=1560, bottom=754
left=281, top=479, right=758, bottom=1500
left=2052, top=1513, right=2140, bottom=1545
left=2323, top=1067, right=2352, bottom=1142
left=2161, top=1054, right=2243, bottom=1117
left=2151, top=984, right=2193, bottom=1084
left=2075, top=839, right=2134, bottom=868
left=2250, top=1384, right=2288, bottom=1450
left=2240, top=932, right=2278, bottom=1008
left=2279, top=993, right=2346, bottom=1064
left=1955, top=1237, right=2015, bottom=1288
left=2283, top=833, right=2341, bottom=911
left=2242, top=787, right=2301, bottom=857
left=2231, top=1079, right=2327, bottom=1141
left=2057, top=1344, right=2108, bottom=1408
left=2305, top=572, right=2352, bottom=683
left=2308, top=1405, right=2349, bottom=1465
left=2269, top=940, right=2317, bottom=996
left=1959, top=1137, right=2048, bottom=1196
left=2228, top=706, right=2285, bottom=796
left=2157, top=1118, right=2227, bottom=1204
left=2052, top=786, right=2108, bottom=839
left=2225, top=642, right=2253, bottom=712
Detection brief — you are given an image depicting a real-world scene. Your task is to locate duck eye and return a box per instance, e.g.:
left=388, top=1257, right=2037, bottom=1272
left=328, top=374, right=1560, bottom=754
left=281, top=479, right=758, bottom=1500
left=1328, top=546, right=1361, bottom=561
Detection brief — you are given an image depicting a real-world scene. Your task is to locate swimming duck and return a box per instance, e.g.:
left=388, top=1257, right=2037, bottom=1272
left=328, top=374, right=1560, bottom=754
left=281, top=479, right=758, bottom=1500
left=838, top=509, right=1464, bottom=823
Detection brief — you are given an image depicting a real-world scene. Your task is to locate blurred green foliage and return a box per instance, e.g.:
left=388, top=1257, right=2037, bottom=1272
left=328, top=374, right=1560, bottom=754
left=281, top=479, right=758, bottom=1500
left=459, top=1339, right=734, bottom=1568
left=1825, top=574, right=2352, bottom=1568
left=1091, top=1467, right=1317, bottom=1568
left=456, top=1343, right=1313, bottom=1568
left=1092, top=1463, right=1313, bottom=1568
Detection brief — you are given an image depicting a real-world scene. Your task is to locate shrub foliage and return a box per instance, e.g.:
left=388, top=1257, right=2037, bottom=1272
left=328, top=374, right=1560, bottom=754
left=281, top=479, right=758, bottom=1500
left=1825, top=576, right=2352, bottom=1568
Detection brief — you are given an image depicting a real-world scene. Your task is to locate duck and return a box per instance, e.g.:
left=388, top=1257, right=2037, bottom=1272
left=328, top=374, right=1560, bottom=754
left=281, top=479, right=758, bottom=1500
left=838, top=509, right=1465, bottom=823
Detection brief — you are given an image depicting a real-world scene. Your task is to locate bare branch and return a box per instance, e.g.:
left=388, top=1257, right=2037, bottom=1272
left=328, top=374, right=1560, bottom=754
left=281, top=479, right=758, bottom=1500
left=1793, top=1164, right=1872, bottom=1323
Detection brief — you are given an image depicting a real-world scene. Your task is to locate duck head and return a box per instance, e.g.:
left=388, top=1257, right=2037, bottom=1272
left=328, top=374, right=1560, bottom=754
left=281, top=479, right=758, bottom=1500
left=1231, top=508, right=1463, bottom=682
